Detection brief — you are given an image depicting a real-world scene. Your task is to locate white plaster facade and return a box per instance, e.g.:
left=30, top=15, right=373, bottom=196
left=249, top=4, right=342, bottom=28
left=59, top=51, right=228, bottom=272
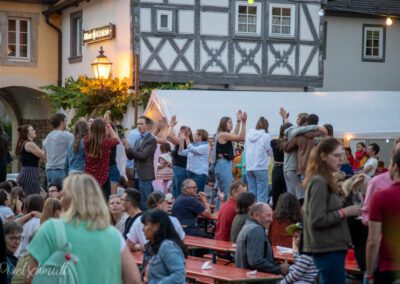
left=318, top=16, right=400, bottom=91
left=61, top=0, right=132, bottom=83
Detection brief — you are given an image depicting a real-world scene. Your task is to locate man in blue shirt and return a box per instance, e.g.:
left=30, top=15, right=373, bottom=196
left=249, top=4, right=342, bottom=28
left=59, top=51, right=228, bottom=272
left=172, top=178, right=212, bottom=237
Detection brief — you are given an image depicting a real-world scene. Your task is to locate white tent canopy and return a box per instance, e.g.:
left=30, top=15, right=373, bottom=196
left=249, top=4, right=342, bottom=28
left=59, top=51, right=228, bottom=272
left=144, top=90, right=400, bottom=139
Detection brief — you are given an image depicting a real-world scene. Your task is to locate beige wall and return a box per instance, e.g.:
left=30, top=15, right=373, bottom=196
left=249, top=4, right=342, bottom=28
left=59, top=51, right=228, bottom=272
left=0, top=1, right=59, bottom=90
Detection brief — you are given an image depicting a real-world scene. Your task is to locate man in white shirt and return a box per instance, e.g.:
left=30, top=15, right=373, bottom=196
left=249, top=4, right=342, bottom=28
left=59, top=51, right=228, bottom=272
left=363, top=143, right=380, bottom=177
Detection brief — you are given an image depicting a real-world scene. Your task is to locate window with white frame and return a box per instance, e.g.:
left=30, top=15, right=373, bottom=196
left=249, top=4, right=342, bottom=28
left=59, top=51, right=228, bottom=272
left=235, top=1, right=262, bottom=36
left=269, top=4, right=295, bottom=37
left=70, top=11, right=82, bottom=60
left=7, top=18, right=30, bottom=60
left=157, top=10, right=173, bottom=32
left=363, top=25, right=385, bottom=61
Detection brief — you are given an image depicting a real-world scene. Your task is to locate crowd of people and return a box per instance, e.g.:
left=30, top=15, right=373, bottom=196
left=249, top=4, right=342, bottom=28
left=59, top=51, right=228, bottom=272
left=0, top=107, right=399, bottom=284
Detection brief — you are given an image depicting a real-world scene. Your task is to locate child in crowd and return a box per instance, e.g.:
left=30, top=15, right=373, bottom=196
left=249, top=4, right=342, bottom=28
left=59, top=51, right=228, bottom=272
left=9, top=187, right=24, bottom=217
left=0, top=190, right=14, bottom=221
left=280, top=223, right=318, bottom=284
left=375, top=160, right=388, bottom=176
left=353, top=142, right=368, bottom=172
left=156, top=143, right=173, bottom=193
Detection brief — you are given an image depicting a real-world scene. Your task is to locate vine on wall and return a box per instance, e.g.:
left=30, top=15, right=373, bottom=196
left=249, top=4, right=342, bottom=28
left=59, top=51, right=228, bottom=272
left=41, top=76, right=192, bottom=125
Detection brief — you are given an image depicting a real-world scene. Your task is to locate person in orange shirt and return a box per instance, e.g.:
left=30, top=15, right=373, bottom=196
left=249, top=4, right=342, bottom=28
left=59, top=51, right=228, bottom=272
left=354, top=142, right=368, bottom=171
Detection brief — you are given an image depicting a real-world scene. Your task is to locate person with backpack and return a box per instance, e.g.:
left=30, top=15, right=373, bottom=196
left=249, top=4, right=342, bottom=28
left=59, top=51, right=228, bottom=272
left=25, top=174, right=141, bottom=284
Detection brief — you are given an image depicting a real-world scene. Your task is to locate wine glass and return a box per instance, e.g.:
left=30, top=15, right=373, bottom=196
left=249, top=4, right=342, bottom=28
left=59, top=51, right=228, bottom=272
left=352, top=191, right=363, bottom=220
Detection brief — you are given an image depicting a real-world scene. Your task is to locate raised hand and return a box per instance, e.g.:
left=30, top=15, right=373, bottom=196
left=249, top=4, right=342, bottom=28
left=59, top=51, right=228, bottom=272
left=279, top=107, right=288, bottom=118
left=169, top=115, right=178, bottom=127
left=241, top=112, right=248, bottom=123
left=103, top=110, right=111, bottom=123
left=236, top=110, right=243, bottom=122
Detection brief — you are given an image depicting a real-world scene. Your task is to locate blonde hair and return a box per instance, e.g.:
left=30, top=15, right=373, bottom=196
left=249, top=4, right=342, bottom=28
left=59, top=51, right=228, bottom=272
left=40, top=198, right=62, bottom=224
left=341, top=174, right=370, bottom=198
left=62, top=174, right=110, bottom=230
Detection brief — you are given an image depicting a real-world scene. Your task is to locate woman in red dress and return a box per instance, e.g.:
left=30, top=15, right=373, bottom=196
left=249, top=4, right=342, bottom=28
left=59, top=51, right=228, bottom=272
left=84, top=111, right=119, bottom=200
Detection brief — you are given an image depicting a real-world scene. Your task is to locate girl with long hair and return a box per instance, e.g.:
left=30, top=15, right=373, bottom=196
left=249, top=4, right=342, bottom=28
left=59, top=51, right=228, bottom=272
left=214, top=111, right=247, bottom=204
left=108, top=194, right=128, bottom=234
left=141, top=208, right=186, bottom=283
left=65, top=120, right=88, bottom=175
left=40, top=197, right=61, bottom=224
left=25, top=174, right=141, bottom=283
left=244, top=116, right=272, bottom=202
left=15, top=125, right=45, bottom=196
left=302, top=138, right=361, bottom=284
left=269, top=192, right=302, bottom=248
left=84, top=111, right=119, bottom=199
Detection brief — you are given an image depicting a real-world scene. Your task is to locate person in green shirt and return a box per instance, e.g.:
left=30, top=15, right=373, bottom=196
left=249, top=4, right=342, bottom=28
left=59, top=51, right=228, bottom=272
left=25, top=174, right=141, bottom=284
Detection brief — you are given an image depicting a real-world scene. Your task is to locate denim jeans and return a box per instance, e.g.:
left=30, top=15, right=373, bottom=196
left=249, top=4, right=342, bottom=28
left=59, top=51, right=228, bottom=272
left=312, top=250, right=347, bottom=284
left=46, top=169, right=65, bottom=189
left=214, top=158, right=233, bottom=199
left=138, top=179, right=154, bottom=210
left=246, top=170, right=269, bottom=202
left=172, top=166, right=187, bottom=198
left=187, top=171, right=207, bottom=192
left=241, top=174, right=247, bottom=185
left=284, top=170, right=304, bottom=200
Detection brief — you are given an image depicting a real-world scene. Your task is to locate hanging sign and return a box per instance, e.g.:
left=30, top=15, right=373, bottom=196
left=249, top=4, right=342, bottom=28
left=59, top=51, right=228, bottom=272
left=83, top=23, right=116, bottom=44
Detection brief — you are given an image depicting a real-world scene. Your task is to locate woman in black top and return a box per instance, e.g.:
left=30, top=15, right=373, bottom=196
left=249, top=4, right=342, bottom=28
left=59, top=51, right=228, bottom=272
left=167, top=115, right=193, bottom=199
left=15, top=125, right=45, bottom=196
left=0, top=123, right=10, bottom=183
left=270, top=122, right=292, bottom=209
left=214, top=111, right=247, bottom=204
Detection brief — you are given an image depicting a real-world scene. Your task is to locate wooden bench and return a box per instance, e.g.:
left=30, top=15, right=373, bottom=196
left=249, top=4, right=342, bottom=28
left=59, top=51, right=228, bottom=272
left=186, top=257, right=282, bottom=283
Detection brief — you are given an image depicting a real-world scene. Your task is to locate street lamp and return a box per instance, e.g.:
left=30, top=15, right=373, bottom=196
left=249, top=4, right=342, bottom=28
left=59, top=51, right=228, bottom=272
left=91, top=46, right=112, bottom=80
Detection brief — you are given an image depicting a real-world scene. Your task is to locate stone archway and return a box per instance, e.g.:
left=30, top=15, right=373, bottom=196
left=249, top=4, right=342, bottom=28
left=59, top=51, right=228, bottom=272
left=0, top=86, right=52, bottom=172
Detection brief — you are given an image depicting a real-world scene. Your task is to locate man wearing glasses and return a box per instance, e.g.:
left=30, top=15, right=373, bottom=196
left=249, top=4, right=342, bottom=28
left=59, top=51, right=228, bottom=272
left=172, top=179, right=212, bottom=237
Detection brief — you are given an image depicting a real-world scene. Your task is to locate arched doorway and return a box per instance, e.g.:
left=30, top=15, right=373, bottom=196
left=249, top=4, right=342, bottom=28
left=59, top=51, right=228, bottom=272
left=0, top=86, right=52, bottom=173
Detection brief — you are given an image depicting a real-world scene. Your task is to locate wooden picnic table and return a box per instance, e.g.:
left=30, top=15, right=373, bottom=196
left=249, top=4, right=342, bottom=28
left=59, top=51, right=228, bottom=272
left=184, top=235, right=236, bottom=253
left=184, top=235, right=236, bottom=263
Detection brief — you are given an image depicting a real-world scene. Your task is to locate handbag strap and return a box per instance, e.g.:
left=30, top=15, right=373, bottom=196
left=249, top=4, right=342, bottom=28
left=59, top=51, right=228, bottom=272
left=52, top=219, right=68, bottom=250
left=212, top=134, right=219, bottom=164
